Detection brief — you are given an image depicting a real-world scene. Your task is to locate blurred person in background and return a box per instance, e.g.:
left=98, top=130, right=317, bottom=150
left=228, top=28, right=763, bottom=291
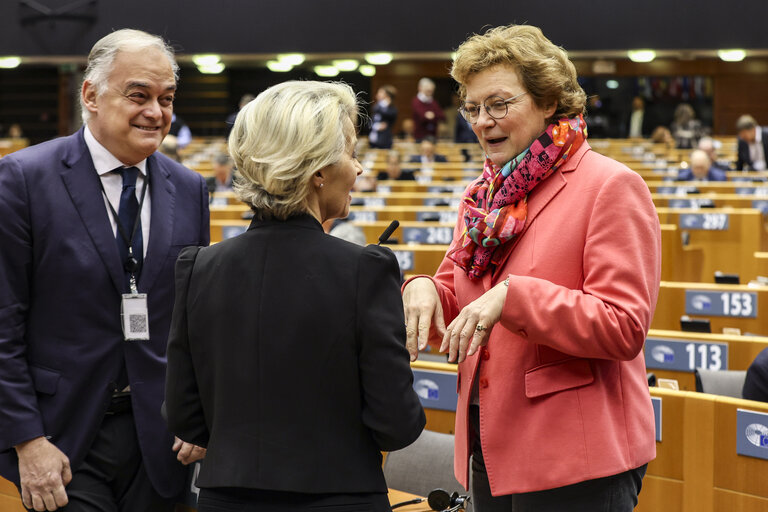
left=412, top=77, right=445, bottom=141
left=369, top=85, right=398, bottom=149
left=736, top=114, right=768, bottom=171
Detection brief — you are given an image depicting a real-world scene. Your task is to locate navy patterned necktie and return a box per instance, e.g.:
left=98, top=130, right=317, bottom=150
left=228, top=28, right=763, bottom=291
left=116, top=167, right=143, bottom=288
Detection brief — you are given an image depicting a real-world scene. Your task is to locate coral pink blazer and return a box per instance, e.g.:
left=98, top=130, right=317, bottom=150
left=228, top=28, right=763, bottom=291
left=420, top=142, right=660, bottom=495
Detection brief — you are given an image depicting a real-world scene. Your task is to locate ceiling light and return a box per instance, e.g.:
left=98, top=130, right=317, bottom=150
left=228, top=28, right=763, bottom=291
left=718, top=49, right=746, bottom=62
left=198, top=63, right=225, bottom=74
left=364, top=52, right=392, bottom=65
left=314, top=65, right=340, bottom=77
left=193, top=54, right=220, bottom=67
left=267, top=60, right=293, bottom=72
left=627, top=50, right=656, bottom=63
left=278, top=53, right=305, bottom=66
left=332, top=59, right=359, bottom=72
left=0, top=56, right=21, bottom=68
left=359, top=65, right=376, bottom=77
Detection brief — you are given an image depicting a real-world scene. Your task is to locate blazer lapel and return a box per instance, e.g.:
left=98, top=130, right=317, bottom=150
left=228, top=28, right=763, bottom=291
left=491, top=142, right=592, bottom=278
left=59, top=130, right=125, bottom=294
left=139, top=154, right=175, bottom=293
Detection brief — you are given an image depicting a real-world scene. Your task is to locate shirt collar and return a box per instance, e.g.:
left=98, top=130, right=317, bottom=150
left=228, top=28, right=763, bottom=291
left=84, top=125, right=148, bottom=176
left=756, top=127, right=763, bottom=144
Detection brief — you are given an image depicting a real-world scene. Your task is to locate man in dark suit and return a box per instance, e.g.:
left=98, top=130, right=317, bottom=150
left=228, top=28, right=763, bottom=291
left=743, top=347, right=768, bottom=402
left=408, top=137, right=448, bottom=165
left=676, top=149, right=728, bottom=182
left=205, top=153, right=235, bottom=202
left=736, top=114, right=768, bottom=171
left=0, top=29, right=209, bottom=511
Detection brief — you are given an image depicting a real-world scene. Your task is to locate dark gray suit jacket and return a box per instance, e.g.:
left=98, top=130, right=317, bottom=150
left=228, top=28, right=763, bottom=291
left=737, top=127, right=768, bottom=170
left=165, top=214, right=425, bottom=493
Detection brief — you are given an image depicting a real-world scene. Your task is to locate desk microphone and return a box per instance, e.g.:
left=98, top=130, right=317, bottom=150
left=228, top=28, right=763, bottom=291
left=377, top=220, right=400, bottom=245
left=427, top=488, right=470, bottom=511
left=390, top=497, right=426, bottom=509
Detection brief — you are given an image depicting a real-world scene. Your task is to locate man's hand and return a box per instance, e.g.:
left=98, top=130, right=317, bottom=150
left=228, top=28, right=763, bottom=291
left=172, top=437, right=206, bottom=465
left=15, top=437, right=71, bottom=511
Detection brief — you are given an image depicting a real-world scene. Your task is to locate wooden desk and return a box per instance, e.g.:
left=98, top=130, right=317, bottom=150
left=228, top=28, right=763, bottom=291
left=660, top=224, right=704, bottom=282
left=656, top=207, right=767, bottom=282
left=638, top=389, right=768, bottom=512
left=388, top=489, right=431, bottom=511
left=652, top=281, right=768, bottom=336
left=0, top=477, right=23, bottom=512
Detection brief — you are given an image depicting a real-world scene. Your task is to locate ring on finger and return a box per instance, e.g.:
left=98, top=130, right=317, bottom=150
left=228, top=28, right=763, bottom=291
left=475, top=324, right=487, bottom=333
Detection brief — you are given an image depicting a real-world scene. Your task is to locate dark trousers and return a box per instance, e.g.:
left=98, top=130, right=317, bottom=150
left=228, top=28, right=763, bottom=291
left=197, top=487, right=391, bottom=512
left=469, top=405, right=647, bottom=512
left=21, top=408, right=174, bottom=512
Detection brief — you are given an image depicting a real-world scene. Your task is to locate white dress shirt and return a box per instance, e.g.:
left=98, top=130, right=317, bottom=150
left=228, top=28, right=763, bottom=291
left=83, top=126, right=151, bottom=256
left=629, top=110, right=644, bottom=138
left=749, top=127, right=766, bottom=171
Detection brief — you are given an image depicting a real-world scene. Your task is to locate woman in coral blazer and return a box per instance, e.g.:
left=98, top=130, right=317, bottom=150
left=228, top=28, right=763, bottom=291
left=403, top=25, right=661, bottom=512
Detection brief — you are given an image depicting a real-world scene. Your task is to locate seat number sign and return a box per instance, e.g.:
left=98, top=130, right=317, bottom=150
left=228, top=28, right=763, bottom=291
left=645, top=337, right=728, bottom=372
left=684, top=290, right=757, bottom=318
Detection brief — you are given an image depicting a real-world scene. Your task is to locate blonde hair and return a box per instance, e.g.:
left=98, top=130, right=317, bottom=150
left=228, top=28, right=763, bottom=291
left=80, top=29, right=178, bottom=123
left=229, top=81, right=359, bottom=220
left=451, top=24, right=586, bottom=123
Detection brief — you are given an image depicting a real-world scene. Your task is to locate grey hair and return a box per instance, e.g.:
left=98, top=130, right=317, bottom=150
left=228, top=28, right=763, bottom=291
left=80, top=29, right=178, bottom=123
left=418, top=77, right=435, bottom=90
left=736, top=114, right=758, bottom=132
left=229, top=80, right=360, bottom=220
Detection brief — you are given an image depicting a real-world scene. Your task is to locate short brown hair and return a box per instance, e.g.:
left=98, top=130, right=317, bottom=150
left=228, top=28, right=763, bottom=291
left=451, top=24, right=586, bottom=123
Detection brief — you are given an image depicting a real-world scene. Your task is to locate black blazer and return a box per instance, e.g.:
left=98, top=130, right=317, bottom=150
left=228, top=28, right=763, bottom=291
left=165, top=214, right=425, bottom=494
left=737, top=127, right=768, bottom=170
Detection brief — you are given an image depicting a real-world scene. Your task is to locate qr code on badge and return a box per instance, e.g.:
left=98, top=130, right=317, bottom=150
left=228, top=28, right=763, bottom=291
left=129, top=314, right=147, bottom=333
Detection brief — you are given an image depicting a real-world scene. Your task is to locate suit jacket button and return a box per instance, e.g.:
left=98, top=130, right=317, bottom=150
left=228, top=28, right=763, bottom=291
left=481, top=350, right=490, bottom=360
left=479, top=377, right=489, bottom=388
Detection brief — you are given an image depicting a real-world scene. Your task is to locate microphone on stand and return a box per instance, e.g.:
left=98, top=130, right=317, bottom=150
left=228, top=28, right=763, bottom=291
left=377, top=220, right=400, bottom=245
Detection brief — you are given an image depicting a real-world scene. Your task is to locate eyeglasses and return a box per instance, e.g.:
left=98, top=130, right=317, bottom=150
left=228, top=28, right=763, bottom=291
left=458, top=92, right=528, bottom=124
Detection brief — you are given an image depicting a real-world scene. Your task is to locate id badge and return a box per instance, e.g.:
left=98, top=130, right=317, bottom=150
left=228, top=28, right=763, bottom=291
left=121, top=293, right=150, bottom=341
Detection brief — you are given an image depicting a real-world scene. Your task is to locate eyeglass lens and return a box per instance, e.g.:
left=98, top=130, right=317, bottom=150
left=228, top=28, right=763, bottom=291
left=461, top=96, right=513, bottom=123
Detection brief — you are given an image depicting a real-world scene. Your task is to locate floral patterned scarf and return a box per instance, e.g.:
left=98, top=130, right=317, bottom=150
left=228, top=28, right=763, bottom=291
left=447, top=114, right=588, bottom=280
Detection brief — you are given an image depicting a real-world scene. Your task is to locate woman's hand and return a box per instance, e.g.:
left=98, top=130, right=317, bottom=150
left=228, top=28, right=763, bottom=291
left=442, top=280, right=508, bottom=363
left=402, top=278, right=446, bottom=361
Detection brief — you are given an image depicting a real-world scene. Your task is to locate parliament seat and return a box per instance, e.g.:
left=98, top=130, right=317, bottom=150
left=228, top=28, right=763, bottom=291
left=382, top=430, right=463, bottom=501
left=695, top=368, right=747, bottom=398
